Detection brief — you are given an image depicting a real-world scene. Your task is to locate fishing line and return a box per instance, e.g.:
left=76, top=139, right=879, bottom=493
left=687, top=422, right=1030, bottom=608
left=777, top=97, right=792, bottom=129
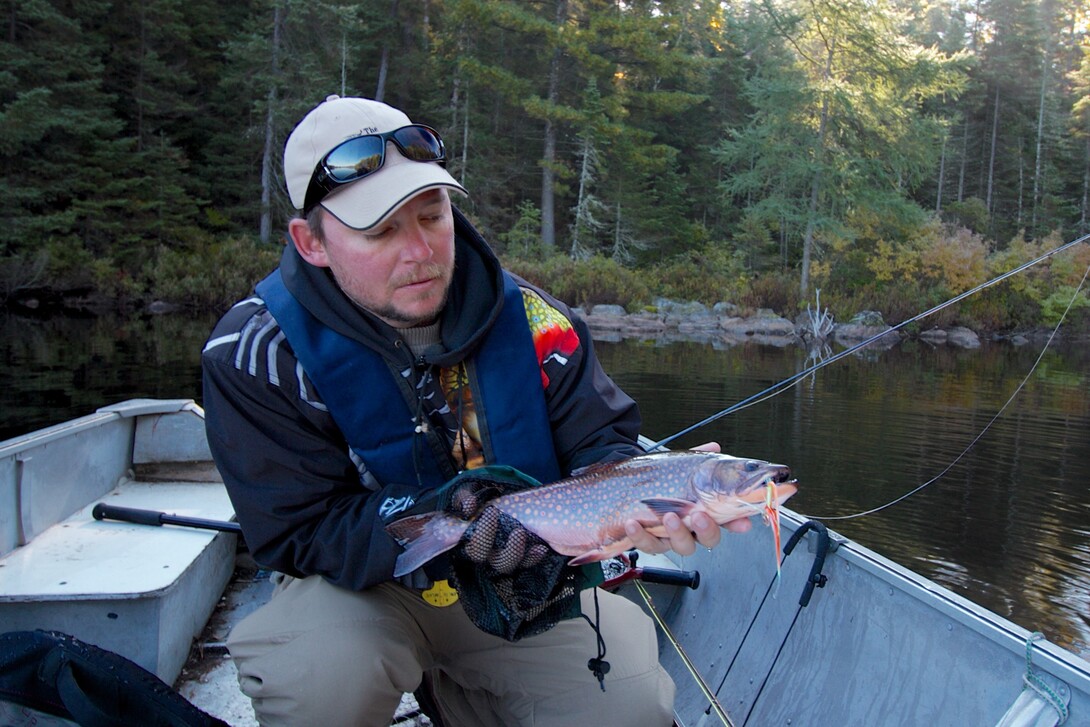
left=647, top=232, right=1090, bottom=452
left=633, top=580, right=735, bottom=727
left=803, top=255, right=1090, bottom=521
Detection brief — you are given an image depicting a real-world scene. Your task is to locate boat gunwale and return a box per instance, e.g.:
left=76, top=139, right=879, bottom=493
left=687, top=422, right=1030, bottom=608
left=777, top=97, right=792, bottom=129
left=772, top=506, right=1090, bottom=687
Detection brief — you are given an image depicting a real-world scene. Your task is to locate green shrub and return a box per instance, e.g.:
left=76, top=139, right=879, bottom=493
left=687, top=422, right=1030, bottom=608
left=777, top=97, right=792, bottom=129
left=42, top=237, right=100, bottom=290
left=494, top=201, right=546, bottom=260
left=941, top=197, right=989, bottom=234
left=505, top=254, right=652, bottom=310
left=651, top=245, right=749, bottom=305
left=1039, top=286, right=1090, bottom=328
left=148, top=236, right=281, bottom=310
left=92, top=259, right=146, bottom=302
left=738, top=272, right=799, bottom=318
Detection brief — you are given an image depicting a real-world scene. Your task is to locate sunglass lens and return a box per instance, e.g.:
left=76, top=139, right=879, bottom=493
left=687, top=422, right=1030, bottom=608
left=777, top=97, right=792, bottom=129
left=324, top=136, right=384, bottom=182
left=393, top=127, right=444, bottom=161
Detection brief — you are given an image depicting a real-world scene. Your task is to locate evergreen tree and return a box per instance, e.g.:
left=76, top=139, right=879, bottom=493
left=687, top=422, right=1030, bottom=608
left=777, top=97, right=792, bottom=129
left=0, top=0, right=130, bottom=258
left=1071, top=40, right=1090, bottom=234
left=569, top=79, right=608, bottom=260
left=718, top=0, right=967, bottom=294
left=89, top=0, right=208, bottom=265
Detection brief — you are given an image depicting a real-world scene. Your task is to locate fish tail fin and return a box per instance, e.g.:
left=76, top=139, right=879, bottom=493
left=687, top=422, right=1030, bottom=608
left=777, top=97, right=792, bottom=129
left=384, top=513, right=468, bottom=578
left=384, top=512, right=436, bottom=544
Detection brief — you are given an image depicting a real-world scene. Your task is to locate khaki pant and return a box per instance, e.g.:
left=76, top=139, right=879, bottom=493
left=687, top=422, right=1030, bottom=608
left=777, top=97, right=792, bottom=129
left=227, top=575, right=675, bottom=726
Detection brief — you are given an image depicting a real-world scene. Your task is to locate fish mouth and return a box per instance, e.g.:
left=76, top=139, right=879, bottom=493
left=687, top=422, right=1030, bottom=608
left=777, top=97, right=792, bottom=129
left=737, top=479, right=798, bottom=505
left=737, top=464, right=795, bottom=504
left=766, top=464, right=792, bottom=484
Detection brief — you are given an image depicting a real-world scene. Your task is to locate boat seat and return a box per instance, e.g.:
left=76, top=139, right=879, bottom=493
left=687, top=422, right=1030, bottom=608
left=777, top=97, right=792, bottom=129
left=0, top=400, right=237, bottom=685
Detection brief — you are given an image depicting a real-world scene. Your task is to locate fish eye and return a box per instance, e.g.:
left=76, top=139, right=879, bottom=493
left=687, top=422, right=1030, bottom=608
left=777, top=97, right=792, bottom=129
left=744, top=460, right=761, bottom=472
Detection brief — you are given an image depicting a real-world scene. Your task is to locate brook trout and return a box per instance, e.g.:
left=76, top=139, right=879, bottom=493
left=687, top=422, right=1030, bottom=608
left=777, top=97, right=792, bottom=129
left=385, top=451, right=795, bottom=578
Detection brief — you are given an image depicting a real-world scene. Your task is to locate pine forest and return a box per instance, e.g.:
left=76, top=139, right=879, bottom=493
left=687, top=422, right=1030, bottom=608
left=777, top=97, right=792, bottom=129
left=3, top=0, right=1090, bottom=331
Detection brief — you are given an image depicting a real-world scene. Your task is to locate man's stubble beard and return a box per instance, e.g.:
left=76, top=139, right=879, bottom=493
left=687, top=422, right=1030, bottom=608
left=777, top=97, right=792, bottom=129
left=337, top=261, right=453, bottom=328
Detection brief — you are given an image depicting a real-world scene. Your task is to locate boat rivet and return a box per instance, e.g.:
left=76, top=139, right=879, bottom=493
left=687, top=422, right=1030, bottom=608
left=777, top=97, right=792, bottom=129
left=888, top=588, right=894, bottom=596
left=947, top=623, right=953, bottom=631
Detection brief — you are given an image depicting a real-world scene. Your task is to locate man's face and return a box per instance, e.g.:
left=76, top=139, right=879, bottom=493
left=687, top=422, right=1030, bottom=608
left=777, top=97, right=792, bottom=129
left=305, top=189, right=456, bottom=328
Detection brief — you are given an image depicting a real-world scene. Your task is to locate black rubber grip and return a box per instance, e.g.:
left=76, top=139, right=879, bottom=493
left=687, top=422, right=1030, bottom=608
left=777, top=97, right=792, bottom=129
left=637, top=567, right=701, bottom=590
left=92, top=502, right=164, bottom=526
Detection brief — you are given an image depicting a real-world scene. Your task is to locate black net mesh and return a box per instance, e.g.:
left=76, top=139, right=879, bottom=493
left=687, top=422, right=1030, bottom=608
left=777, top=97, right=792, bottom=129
left=444, top=477, right=510, bottom=519
left=449, top=505, right=599, bottom=641
left=392, top=466, right=603, bottom=642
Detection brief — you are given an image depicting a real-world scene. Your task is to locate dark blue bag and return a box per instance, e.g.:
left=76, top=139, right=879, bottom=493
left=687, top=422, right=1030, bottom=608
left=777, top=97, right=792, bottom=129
left=0, top=630, right=228, bottom=727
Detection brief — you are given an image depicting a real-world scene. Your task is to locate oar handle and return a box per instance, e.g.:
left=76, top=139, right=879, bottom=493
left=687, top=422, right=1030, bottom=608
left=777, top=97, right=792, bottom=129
left=92, top=503, right=242, bottom=534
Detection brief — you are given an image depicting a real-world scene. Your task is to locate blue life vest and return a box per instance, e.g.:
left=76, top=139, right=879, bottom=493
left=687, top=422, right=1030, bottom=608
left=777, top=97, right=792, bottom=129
left=257, top=269, right=562, bottom=489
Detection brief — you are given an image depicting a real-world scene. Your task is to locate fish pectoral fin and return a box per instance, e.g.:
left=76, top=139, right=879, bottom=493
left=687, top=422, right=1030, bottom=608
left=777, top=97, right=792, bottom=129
left=641, top=497, right=696, bottom=518
left=567, top=549, right=607, bottom=566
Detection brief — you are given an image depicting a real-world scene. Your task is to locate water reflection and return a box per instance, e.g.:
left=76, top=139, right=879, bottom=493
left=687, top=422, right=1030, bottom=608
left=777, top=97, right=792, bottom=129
left=0, top=312, right=211, bottom=441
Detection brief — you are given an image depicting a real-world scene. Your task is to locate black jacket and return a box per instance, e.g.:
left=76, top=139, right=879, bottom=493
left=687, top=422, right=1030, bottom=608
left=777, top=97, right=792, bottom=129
left=201, top=208, right=642, bottom=590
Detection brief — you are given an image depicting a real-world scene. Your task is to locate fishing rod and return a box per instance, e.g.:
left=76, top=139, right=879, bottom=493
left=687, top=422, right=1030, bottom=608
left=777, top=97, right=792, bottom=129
left=634, top=579, right=736, bottom=727
left=648, top=232, right=1090, bottom=451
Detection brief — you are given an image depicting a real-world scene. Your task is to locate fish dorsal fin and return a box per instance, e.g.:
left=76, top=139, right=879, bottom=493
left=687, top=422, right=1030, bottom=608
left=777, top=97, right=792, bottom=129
left=459, top=464, right=543, bottom=489
left=569, top=460, right=624, bottom=478
left=641, top=497, right=696, bottom=517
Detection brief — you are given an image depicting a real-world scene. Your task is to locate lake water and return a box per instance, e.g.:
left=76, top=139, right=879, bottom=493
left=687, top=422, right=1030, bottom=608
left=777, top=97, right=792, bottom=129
left=2, top=311, right=1088, bottom=658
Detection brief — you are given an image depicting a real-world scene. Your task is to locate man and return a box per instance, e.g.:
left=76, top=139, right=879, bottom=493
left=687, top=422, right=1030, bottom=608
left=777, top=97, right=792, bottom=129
left=202, top=95, right=743, bottom=726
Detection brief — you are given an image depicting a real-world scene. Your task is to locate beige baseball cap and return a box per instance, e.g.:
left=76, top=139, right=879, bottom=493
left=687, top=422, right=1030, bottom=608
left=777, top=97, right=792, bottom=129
left=284, top=95, right=467, bottom=230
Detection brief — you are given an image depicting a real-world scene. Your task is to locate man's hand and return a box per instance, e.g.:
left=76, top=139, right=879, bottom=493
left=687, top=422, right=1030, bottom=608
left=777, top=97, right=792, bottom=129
left=623, top=442, right=752, bottom=557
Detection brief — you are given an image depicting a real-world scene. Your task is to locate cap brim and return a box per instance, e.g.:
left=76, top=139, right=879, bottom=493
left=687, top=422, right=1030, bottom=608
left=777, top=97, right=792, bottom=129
left=320, top=157, right=468, bottom=231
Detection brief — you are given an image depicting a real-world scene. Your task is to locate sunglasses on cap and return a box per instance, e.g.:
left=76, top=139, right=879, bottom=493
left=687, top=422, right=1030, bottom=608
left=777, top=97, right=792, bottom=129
left=302, top=124, right=447, bottom=215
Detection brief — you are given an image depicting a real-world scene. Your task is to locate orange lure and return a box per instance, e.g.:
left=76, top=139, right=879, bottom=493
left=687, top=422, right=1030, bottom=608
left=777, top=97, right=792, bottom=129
left=763, top=478, right=784, bottom=583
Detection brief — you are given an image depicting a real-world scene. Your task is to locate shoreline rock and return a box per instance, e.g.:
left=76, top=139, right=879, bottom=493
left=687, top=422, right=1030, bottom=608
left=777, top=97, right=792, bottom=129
left=573, top=301, right=1003, bottom=350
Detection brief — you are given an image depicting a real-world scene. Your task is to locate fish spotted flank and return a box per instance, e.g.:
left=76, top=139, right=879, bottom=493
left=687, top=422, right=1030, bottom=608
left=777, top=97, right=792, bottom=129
left=385, top=451, right=795, bottom=578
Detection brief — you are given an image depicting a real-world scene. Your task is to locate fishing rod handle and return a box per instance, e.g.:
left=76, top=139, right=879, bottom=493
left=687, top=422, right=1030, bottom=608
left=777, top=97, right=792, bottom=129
left=92, top=502, right=164, bottom=527
left=636, top=566, right=701, bottom=590
left=92, top=503, right=242, bottom=534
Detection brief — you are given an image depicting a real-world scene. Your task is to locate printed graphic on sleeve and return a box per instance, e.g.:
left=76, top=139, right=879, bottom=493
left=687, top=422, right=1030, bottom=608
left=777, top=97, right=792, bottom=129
left=522, top=288, right=580, bottom=389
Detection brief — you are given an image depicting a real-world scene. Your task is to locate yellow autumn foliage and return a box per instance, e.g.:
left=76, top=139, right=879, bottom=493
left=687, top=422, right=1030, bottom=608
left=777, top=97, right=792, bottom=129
left=922, top=226, right=989, bottom=292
